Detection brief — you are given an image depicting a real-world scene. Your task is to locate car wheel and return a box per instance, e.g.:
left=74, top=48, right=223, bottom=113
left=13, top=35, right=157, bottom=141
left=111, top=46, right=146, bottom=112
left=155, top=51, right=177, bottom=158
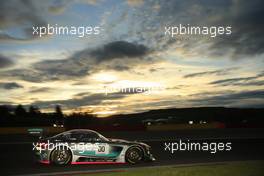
left=50, top=148, right=71, bottom=165
left=125, top=146, right=143, bottom=164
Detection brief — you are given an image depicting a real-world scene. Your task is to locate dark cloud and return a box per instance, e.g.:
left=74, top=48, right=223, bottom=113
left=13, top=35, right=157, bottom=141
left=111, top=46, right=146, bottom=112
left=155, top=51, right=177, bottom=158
left=208, top=0, right=264, bottom=58
left=1, top=41, right=150, bottom=82
left=33, top=92, right=126, bottom=109
left=0, top=55, right=14, bottom=68
left=210, top=71, right=264, bottom=86
left=0, top=68, right=55, bottom=83
left=48, top=3, right=67, bottom=14
left=166, top=85, right=189, bottom=90
left=0, top=82, right=23, bottom=89
left=89, top=41, right=148, bottom=62
left=0, top=101, right=12, bottom=105
left=33, top=59, right=90, bottom=80
left=0, top=33, right=26, bottom=41
left=29, top=87, right=51, bottom=93
left=192, top=90, right=264, bottom=107
left=0, top=63, right=81, bottom=83
left=106, top=65, right=130, bottom=71
left=234, top=80, right=264, bottom=86
left=184, top=68, right=237, bottom=78
left=134, top=0, right=264, bottom=59
left=211, top=77, right=254, bottom=85
left=0, top=0, right=47, bottom=41
left=149, top=68, right=164, bottom=73
left=33, top=87, right=152, bottom=110
left=211, top=79, right=264, bottom=87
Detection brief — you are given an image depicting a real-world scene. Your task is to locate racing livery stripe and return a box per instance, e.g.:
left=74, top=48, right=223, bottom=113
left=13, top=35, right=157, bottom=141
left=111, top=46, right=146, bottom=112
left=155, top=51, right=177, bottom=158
left=39, top=160, right=50, bottom=164
left=71, top=161, right=126, bottom=165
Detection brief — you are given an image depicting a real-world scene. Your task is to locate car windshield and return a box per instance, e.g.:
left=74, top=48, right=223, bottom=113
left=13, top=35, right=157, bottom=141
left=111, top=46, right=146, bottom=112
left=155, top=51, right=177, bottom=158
left=49, top=130, right=109, bottom=142
left=97, top=133, right=109, bottom=142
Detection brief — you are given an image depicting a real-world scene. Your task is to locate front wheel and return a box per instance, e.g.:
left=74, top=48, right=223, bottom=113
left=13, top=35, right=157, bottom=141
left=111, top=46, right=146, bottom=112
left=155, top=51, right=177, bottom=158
left=125, top=146, right=143, bottom=164
left=50, top=148, right=72, bottom=165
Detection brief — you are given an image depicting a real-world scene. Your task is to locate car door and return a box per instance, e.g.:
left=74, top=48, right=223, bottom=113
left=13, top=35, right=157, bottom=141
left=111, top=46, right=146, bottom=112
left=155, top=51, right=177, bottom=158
left=83, top=132, right=111, bottom=158
left=69, top=131, right=109, bottom=158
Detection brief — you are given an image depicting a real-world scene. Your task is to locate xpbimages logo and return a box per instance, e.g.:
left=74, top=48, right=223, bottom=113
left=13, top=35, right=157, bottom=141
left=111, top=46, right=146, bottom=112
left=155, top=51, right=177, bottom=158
left=32, top=24, right=101, bottom=37
left=165, top=24, right=232, bottom=38
left=32, top=140, right=98, bottom=154
left=164, top=140, right=232, bottom=154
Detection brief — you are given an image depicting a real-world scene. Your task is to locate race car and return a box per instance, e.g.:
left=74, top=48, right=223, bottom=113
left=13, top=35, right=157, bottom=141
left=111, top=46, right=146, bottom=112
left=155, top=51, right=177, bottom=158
left=34, top=129, right=155, bottom=165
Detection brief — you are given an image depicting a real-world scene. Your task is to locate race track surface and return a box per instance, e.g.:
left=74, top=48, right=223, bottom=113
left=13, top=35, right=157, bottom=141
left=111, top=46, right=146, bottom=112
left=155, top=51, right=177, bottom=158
left=0, top=129, right=264, bottom=175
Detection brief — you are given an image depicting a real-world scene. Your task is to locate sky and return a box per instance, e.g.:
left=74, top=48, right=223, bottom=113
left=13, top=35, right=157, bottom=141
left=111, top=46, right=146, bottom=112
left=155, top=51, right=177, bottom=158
left=0, top=0, right=264, bottom=116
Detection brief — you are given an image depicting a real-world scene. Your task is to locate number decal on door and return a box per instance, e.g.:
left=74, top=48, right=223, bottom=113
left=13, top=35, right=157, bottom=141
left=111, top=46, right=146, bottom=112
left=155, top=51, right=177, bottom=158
left=98, top=146, right=105, bottom=152
left=96, top=144, right=109, bottom=154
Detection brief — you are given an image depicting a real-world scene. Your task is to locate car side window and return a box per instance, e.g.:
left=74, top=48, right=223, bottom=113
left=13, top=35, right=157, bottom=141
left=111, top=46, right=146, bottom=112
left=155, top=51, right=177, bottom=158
left=62, top=133, right=71, bottom=140
left=81, top=132, right=101, bottom=142
left=68, top=132, right=81, bottom=141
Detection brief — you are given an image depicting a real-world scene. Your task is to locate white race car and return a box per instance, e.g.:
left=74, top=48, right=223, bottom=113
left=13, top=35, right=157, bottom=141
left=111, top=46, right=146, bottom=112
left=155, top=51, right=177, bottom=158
left=34, top=129, right=155, bottom=165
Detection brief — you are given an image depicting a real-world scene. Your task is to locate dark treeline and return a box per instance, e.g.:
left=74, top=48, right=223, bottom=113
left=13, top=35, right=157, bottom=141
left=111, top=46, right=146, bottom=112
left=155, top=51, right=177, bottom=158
left=0, top=104, right=98, bottom=127
left=0, top=105, right=264, bottom=127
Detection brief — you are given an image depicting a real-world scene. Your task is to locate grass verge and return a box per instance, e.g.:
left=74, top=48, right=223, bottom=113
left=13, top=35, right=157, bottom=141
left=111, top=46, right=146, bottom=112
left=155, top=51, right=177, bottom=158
left=78, top=160, right=264, bottom=176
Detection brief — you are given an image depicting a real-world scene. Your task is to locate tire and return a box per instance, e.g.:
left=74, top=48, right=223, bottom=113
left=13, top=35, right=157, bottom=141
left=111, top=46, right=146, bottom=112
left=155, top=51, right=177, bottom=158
left=50, top=148, right=72, bottom=165
left=125, top=146, right=143, bottom=164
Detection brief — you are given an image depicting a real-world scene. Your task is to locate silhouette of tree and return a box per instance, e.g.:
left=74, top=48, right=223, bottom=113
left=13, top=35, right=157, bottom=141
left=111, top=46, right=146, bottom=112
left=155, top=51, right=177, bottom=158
left=29, top=105, right=40, bottom=117
left=55, top=105, right=64, bottom=125
left=0, top=105, right=11, bottom=125
left=0, top=105, right=10, bottom=116
left=55, top=105, right=63, bottom=117
left=14, top=104, right=27, bottom=117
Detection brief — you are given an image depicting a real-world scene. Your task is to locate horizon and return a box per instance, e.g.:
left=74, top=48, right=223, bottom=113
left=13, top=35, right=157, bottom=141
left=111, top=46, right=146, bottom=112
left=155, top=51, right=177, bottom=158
left=1, top=0, right=264, bottom=116
left=1, top=104, right=264, bottom=118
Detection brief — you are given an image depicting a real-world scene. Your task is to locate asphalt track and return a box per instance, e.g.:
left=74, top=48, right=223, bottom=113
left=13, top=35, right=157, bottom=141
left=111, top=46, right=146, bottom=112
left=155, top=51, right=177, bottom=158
left=0, top=129, right=264, bottom=176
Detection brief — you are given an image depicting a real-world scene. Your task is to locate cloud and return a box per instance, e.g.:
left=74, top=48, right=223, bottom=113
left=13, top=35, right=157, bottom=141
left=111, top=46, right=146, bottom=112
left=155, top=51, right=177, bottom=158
left=0, top=68, right=54, bottom=82
left=0, top=55, right=14, bottom=68
left=0, top=33, right=25, bottom=41
left=233, top=80, right=264, bottom=86
left=1, top=41, right=151, bottom=82
left=0, top=82, right=23, bottom=89
left=28, top=87, right=52, bottom=93
left=210, top=71, right=264, bottom=86
left=184, top=67, right=237, bottom=78
left=32, top=92, right=126, bottom=109
left=89, top=41, right=148, bottom=62
left=208, top=0, right=264, bottom=58
left=127, top=0, right=144, bottom=7
left=192, top=89, right=264, bottom=107
left=0, top=0, right=48, bottom=41
left=0, top=101, right=12, bottom=105
left=0, top=0, right=45, bottom=27
left=85, top=0, right=99, bottom=5
left=129, top=0, right=264, bottom=59
left=32, top=87, right=150, bottom=110
left=48, top=4, right=67, bottom=14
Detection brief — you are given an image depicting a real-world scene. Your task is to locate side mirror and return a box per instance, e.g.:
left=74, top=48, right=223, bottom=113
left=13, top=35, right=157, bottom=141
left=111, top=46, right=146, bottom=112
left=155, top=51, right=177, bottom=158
left=92, top=138, right=102, bottom=142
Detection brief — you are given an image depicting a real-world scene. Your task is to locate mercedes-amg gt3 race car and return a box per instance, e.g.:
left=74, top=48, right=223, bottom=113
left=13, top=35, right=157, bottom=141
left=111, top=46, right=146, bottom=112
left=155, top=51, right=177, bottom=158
left=34, top=129, right=155, bottom=165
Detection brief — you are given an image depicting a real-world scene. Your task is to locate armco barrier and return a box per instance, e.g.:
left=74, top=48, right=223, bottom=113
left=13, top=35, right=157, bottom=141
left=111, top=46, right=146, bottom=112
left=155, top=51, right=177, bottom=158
left=0, top=123, right=226, bottom=135
left=66, top=124, right=146, bottom=131
left=146, top=122, right=225, bottom=131
left=0, top=127, right=65, bottom=135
